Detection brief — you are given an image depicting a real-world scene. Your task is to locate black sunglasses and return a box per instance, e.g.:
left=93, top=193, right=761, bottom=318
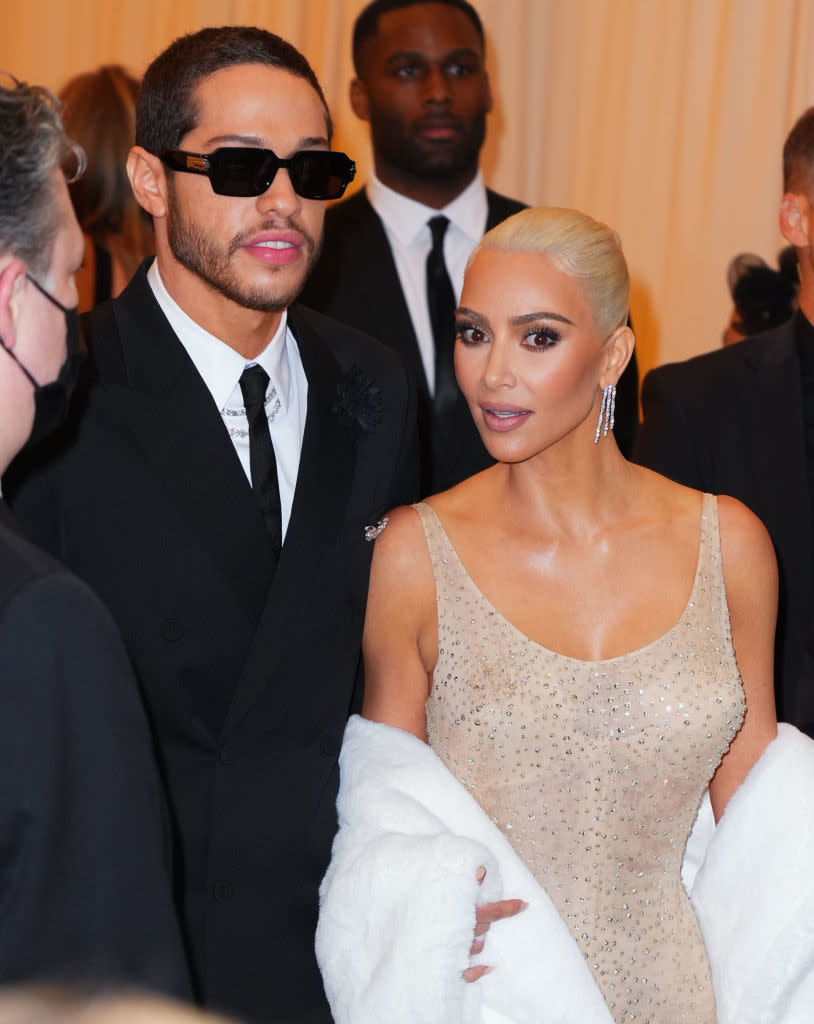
left=160, top=146, right=356, bottom=200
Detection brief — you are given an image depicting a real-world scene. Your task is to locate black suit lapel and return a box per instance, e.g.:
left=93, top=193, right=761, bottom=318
left=485, top=189, right=528, bottom=230
left=222, top=309, right=359, bottom=734
left=349, top=194, right=429, bottom=397
left=739, top=322, right=808, bottom=550
left=741, top=322, right=810, bottom=711
left=99, top=269, right=276, bottom=620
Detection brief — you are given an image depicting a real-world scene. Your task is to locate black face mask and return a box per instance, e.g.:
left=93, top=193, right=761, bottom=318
left=0, top=274, right=85, bottom=446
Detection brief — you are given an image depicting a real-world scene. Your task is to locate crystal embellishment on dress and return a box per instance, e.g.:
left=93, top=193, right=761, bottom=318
left=364, top=516, right=390, bottom=542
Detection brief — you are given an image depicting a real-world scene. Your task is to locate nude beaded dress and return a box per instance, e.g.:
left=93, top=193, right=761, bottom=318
left=416, top=494, right=745, bottom=1024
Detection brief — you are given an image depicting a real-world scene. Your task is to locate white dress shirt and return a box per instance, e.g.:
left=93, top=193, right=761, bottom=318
left=147, top=261, right=307, bottom=539
left=366, top=171, right=488, bottom=395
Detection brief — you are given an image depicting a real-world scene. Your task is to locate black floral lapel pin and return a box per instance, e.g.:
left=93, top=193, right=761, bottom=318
left=334, top=365, right=383, bottom=434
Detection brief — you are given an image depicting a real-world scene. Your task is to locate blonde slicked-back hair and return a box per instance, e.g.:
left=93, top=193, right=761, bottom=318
left=472, top=207, right=630, bottom=337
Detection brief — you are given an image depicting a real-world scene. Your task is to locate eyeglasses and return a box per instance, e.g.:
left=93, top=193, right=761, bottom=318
left=160, top=146, right=356, bottom=200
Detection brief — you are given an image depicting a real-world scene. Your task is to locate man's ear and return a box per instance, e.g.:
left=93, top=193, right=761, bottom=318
left=601, top=323, right=635, bottom=386
left=780, top=193, right=808, bottom=248
left=0, top=260, right=28, bottom=349
left=127, top=146, right=168, bottom=220
left=349, top=78, right=370, bottom=122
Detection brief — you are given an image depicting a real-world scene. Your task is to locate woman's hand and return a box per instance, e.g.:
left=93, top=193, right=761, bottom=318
left=463, top=866, right=528, bottom=983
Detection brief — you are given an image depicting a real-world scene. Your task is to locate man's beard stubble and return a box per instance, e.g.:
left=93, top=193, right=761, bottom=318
left=166, top=183, right=320, bottom=313
left=375, top=111, right=487, bottom=182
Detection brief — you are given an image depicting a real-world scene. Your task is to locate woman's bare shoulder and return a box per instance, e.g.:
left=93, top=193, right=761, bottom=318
left=371, top=503, right=428, bottom=562
left=715, top=494, right=777, bottom=579
left=367, top=503, right=436, bottom=600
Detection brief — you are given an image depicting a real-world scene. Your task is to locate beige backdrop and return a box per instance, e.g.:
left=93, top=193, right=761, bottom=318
left=2, top=0, right=813, bottom=378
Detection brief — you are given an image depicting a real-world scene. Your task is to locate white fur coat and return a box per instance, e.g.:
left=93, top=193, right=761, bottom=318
left=317, top=718, right=814, bottom=1024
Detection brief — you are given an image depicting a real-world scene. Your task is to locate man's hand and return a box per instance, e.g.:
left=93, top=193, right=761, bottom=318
left=463, top=866, right=527, bottom=983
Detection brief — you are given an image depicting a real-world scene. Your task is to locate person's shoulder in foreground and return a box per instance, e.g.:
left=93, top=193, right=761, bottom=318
left=0, top=73, right=189, bottom=995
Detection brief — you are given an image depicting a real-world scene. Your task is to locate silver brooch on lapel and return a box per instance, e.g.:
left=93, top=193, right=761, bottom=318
left=364, top=516, right=390, bottom=542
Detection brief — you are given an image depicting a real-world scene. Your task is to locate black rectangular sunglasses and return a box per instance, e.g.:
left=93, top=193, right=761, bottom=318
left=160, top=146, right=356, bottom=200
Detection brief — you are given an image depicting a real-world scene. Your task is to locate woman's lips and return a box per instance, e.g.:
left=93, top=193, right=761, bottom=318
left=479, top=404, right=532, bottom=432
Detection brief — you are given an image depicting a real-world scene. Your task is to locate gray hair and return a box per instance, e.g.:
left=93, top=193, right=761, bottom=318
left=0, top=75, right=85, bottom=277
left=473, top=206, right=630, bottom=336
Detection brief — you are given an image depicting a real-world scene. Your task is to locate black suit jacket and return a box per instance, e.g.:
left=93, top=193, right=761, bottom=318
left=301, top=188, right=639, bottom=489
left=4, top=264, right=417, bottom=1023
left=634, top=314, right=811, bottom=733
left=0, top=500, right=189, bottom=996
left=300, top=188, right=525, bottom=492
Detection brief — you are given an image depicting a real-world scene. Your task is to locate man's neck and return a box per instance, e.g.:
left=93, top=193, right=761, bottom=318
left=156, top=255, right=283, bottom=361
left=372, top=159, right=479, bottom=210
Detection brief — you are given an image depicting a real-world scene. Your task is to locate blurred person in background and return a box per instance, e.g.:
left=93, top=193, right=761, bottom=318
left=637, top=107, right=814, bottom=737
left=722, top=247, right=798, bottom=346
left=59, top=65, right=154, bottom=310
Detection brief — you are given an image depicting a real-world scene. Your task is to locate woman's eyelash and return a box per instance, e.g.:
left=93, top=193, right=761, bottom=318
left=455, top=322, right=487, bottom=344
left=523, top=325, right=561, bottom=348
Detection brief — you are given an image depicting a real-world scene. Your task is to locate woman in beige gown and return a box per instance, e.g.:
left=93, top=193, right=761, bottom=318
left=361, top=207, right=778, bottom=1023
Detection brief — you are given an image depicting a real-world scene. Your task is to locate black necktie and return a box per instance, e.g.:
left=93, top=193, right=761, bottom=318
left=238, top=364, right=282, bottom=556
left=426, top=215, right=458, bottom=418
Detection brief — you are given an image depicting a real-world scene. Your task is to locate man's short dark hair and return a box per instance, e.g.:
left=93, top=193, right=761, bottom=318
left=783, top=106, right=814, bottom=193
left=0, top=77, right=83, bottom=277
left=352, top=0, right=485, bottom=76
left=136, top=26, right=333, bottom=156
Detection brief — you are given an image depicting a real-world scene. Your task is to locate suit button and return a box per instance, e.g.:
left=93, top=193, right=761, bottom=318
left=218, top=748, right=232, bottom=766
left=319, top=734, right=339, bottom=757
left=161, top=618, right=184, bottom=642
left=213, top=882, right=235, bottom=902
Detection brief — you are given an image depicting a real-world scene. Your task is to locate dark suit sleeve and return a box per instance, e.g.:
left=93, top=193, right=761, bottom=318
left=0, top=571, right=191, bottom=997
left=389, top=361, right=421, bottom=508
left=633, top=366, right=704, bottom=489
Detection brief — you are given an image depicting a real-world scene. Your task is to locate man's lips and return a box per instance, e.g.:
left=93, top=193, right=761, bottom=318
left=479, top=403, right=532, bottom=432
left=414, top=117, right=463, bottom=142
left=242, top=230, right=304, bottom=265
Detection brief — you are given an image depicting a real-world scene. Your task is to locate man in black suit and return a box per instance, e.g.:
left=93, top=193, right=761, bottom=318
left=635, top=107, right=814, bottom=738
left=5, top=29, right=416, bottom=1024
left=301, top=0, right=638, bottom=491
left=0, top=79, right=189, bottom=994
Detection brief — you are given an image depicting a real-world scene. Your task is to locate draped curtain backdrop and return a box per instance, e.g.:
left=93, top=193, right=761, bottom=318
left=2, top=0, right=813, bottom=377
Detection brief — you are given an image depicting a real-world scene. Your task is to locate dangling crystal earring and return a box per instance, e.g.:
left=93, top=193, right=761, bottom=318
left=593, top=384, right=616, bottom=443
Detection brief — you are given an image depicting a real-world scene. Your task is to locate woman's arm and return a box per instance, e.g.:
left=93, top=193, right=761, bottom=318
left=709, top=495, right=779, bottom=820
left=361, top=504, right=438, bottom=740
left=361, top=504, right=530, bottom=979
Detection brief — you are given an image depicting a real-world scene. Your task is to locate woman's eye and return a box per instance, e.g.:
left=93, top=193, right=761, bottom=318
left=524, top=327, right=561, bottom=350
left=456, top=325, right=488, bottom=345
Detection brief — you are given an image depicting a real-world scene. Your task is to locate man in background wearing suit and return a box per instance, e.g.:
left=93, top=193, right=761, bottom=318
left=0, top=78, right=189, bottom=996
left=301, top=0, right=638, bottom=491
left=635, top=107, right=814, bottom=738
left=5, top=28, right=416, bottom=1024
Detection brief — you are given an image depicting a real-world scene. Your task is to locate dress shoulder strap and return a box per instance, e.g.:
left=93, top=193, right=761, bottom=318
left=411, top=501, right=472, bottom=609
left=695, top=492, right=732, bottom=636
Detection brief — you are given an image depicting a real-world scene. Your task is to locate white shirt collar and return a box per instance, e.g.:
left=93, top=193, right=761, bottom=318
left=367, top=169, right=488, bottom=248
left=146, top=260, right=290, bottom=413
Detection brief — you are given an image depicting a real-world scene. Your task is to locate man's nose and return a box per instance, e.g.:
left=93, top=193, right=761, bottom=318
left=256, top=167, right=301, bottom=218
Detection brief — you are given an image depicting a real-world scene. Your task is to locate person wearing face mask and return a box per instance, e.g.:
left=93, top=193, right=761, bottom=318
left=0, top=75, right=191, bottom=997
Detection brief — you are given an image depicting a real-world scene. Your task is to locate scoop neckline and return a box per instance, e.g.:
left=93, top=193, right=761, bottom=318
left=417, top=496, right=710, bottom=667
